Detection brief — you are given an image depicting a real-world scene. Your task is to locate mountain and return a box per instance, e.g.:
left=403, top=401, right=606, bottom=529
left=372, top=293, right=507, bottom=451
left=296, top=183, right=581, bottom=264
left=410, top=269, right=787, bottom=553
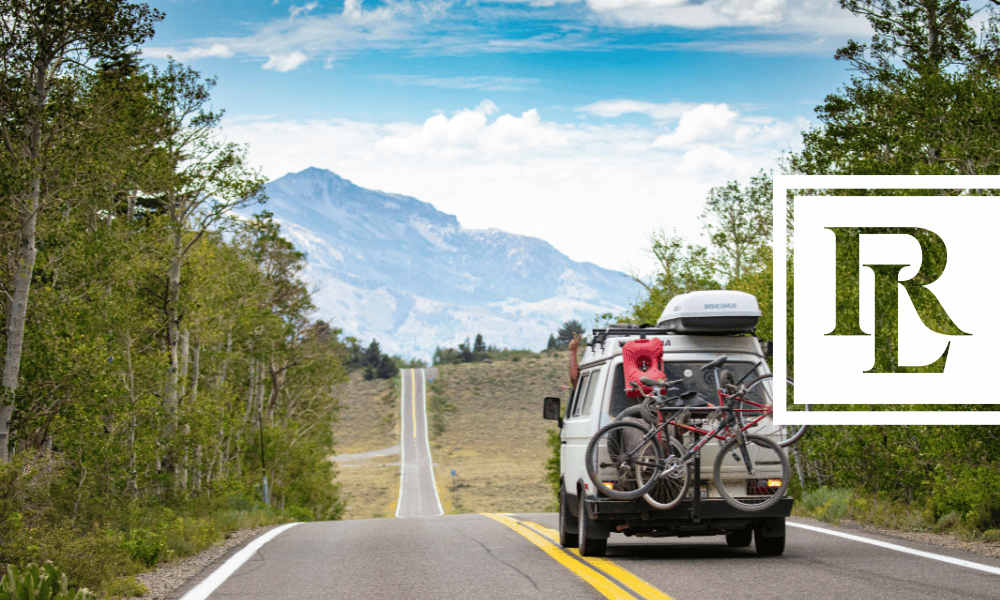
left=257, top=167, right=644, bottom=360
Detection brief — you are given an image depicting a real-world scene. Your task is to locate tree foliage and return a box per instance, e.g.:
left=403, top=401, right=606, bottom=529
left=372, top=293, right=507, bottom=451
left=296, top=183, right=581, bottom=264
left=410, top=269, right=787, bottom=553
left=0, top=12, right=351, bottom=576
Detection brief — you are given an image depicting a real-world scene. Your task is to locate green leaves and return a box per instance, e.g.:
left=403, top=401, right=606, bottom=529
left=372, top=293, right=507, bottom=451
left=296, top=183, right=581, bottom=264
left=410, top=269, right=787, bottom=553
left=0, top=563, right=93, bottom=600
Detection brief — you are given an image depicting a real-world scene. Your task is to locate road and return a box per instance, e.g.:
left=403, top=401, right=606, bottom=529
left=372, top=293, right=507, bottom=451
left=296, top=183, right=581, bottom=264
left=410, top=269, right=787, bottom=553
left=176, top=368, right=1000, bottom=599
left=395, top=368, right=443, bottom=518
left=177, top=513, right=1000, bottom=600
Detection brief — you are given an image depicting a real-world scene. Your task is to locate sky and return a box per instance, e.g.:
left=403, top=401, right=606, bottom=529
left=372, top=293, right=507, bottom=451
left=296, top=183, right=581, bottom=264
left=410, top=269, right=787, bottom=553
left=140, top=0, right=875, bottom=278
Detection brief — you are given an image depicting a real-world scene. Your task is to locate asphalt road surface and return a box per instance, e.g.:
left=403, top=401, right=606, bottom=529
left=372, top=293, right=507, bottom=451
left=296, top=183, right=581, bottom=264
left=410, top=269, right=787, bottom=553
left=178, top=513, right=1000, bottom=600
left=395, top=368, right=443, bottom=518
left=176, top=371, right=1000, bottom=599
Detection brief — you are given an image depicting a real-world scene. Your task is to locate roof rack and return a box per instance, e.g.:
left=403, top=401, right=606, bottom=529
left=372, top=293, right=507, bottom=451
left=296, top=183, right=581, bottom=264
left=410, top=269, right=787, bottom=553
left=589, top=323, right=675, bottom=351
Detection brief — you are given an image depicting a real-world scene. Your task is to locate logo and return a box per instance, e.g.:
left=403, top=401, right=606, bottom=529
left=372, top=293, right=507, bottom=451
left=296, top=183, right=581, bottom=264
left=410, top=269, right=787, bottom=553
left=825, top=227, right=969, bottom=373
left=771, top=175, right=999, bottom=426
left=704, top=303, right=737, bottom=310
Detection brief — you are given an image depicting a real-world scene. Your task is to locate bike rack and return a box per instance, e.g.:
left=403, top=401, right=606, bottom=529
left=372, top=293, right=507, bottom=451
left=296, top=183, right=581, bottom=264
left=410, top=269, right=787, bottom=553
left=692, top=450, right=701, bottom=523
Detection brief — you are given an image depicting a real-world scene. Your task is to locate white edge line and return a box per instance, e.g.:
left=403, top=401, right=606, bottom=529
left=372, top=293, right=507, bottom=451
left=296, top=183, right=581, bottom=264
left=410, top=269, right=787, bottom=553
left=178, top=522, right=300, bottom=600
left=419, top=367, right=445, bottom=516
left=395, top=370, right=408, bottom=518
left=788, top=522, right=1000, bottom=576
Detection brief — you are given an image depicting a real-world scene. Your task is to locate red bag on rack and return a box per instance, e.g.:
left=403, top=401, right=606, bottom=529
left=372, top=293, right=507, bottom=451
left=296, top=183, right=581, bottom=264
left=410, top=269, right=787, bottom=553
left=622, top=338, right=666, bottom=397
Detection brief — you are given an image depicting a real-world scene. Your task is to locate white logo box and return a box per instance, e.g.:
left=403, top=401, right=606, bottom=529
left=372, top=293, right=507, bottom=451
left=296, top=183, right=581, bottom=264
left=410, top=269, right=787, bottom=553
left=773, top=175, right=1000, bottom=425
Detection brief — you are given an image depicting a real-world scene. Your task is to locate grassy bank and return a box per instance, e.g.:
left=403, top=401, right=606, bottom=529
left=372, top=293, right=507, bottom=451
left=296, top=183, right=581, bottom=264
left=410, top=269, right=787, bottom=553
left=426, top=351, right=568, bottom=515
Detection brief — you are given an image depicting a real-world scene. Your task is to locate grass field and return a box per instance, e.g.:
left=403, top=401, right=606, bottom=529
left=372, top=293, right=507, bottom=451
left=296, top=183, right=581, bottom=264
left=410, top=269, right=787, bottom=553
left=330, top=351, right=572, bottom=519
left=330, top=372, right=402, bottom=520
left=427, top=351, right=568, bottom=515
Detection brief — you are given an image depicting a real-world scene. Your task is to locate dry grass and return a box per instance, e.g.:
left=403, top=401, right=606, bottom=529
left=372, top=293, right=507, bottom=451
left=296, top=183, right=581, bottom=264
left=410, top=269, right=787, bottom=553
left=332, top=372, right=400, bottom=456
left=336, top=462, right=402, bottom=519
left=330, top=351, right=572, bottom=519
left=331, top=371, right=401, bottom=519
left=428, top=351, right=568, bottom=515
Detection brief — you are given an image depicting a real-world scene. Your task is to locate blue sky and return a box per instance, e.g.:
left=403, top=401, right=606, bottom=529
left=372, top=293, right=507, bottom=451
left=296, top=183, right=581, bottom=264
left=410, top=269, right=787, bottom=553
left=141, top=0, right=875, bottom=277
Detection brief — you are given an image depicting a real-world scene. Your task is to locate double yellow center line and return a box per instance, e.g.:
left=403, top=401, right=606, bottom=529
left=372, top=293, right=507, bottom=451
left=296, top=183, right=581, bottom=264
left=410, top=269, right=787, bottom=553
left=482, top=513, right=675, bottom=600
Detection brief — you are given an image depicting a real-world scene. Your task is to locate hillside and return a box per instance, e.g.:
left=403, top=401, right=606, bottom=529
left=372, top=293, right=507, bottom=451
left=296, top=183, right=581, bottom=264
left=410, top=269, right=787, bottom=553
left=330, top=351, right=571, bottom=519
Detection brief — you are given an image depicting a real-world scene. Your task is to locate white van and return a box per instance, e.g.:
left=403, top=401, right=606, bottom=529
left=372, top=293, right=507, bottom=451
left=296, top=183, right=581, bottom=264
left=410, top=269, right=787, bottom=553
left=543, top=291, right=792, bottom=557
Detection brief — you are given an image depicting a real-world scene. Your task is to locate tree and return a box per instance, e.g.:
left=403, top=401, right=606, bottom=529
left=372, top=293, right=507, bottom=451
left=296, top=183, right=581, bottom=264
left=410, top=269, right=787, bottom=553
left=700, top=171, right=773, bottom=284
left=627, top=231, right=718, bottom=325
left=457, top=338, right=473, bottom=363
left=547, top=334, right=557, bottom=350
left=375, top=355, right=398, bottom=379
left=790, top=0, right=1000, bottom=177
left=0, top=0, right=163, bottom=462
left=362, top=340, right=381, bottom=370
left=555, top=320, right=585, bottom=349
left=473, top=334, right=486, bottom=359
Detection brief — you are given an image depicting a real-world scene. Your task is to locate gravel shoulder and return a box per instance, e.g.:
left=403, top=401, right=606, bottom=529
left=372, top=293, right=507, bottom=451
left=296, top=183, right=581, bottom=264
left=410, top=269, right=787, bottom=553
left=835, top=518, right=1000, bottom=559
left=120, top=525, right=279, bottom=600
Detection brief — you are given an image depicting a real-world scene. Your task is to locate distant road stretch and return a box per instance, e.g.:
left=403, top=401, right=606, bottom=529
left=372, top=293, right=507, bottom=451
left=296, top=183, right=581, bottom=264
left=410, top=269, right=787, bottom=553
left=395, top=368, right=443, bottom=518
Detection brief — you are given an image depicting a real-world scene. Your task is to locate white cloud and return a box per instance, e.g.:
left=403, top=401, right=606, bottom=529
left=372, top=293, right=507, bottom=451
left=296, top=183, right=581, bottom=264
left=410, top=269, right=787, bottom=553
left=141, top=43, right=234, bottom=61
left=653, top=103, right=739, bottom=147
left=586, top=0, right=871, bottom=35
left=222, top=101, right=810, bottom=275
left=289, top=1, right=319, bottom=20
left=263, top=51, right=308, bottom=71
left=375, top=104, right=570, bottom=157
left=577, top=99, right=696, bottom=121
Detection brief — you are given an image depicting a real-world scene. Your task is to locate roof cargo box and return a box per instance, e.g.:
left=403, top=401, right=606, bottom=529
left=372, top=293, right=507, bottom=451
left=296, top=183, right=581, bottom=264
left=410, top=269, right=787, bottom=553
left=657, top=290, right=761, bottom=335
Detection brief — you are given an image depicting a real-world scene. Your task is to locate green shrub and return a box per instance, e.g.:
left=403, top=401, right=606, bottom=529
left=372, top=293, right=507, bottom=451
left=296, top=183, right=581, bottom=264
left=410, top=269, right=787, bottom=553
left=981, top=529, right=1000, bottom=543
left=284, top=506, right=314, bottom=522
left=121, top=529, right=164, bottom=567
left=101, top=576, right=147, bottom=599
left=799, top=487, right=852, bottom=524
left=0, top=563, right=93, bottom=600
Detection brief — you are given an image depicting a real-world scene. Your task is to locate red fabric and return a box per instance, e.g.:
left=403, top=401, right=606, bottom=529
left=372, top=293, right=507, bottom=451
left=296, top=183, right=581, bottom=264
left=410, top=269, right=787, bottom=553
left=622, top=338, right=666, bottom=397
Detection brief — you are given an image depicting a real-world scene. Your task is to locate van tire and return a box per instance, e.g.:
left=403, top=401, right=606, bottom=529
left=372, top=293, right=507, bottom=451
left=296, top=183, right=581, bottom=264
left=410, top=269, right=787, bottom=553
left=726, top=529, right=753, bottom=547
left=755, top=533, right=785, bottom=556
left=578, top=495, right=607, bottom=557
left=559, top=485, right=578, bottom=548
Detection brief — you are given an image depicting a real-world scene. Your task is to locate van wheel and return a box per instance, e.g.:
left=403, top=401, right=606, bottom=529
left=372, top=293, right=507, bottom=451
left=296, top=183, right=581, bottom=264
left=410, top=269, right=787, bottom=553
left=726, top=529, right=753, bottom=547
left=755, top=533, right=785, bottom=556
left=559, top=485, right=578, bottom=548
left=578, top=495, right=607, bottom=557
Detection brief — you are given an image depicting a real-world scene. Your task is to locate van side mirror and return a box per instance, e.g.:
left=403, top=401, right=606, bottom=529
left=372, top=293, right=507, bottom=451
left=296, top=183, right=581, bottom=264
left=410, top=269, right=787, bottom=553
left=761, top=340, right=773, bottom=357
left=543, top=397, right=562, bottom=427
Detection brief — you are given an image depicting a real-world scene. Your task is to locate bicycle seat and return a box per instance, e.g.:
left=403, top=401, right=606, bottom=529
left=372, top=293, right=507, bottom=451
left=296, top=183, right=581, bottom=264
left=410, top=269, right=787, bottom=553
left=700, top=355, right=728, bottom=372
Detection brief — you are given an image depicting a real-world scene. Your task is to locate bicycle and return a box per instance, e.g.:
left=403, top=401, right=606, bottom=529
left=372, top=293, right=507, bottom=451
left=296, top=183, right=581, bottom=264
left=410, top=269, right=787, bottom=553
left=585, top=356, right=790, bottom=512
left=736, top=373, right=808, bottom=448
left=616, top=366, right=808, bottom=448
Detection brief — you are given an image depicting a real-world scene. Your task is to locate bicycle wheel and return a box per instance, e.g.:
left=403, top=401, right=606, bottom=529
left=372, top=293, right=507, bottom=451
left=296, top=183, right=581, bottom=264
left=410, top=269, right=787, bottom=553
left=714, top=434, right=789, bottom=512
left=640, top=437, right=690, bottom=510
left=585, top=421, right=662, bottom=500
left=742, top=374, right=808, bottom=447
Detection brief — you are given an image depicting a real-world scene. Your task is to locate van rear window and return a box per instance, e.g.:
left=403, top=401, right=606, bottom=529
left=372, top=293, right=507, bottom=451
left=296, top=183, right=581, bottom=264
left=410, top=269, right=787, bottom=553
left=607, top=359, right=765, bottom=417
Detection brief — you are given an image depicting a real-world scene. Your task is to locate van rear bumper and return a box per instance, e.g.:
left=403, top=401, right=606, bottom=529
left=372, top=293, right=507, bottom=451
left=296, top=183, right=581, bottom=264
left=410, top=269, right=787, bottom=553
left=585, top=496, right=793, bottom=523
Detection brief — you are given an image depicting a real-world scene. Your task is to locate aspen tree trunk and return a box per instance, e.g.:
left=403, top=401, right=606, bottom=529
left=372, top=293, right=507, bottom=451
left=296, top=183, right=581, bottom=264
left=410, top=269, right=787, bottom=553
left=179, top=328, right=189, bottom=400
left=190, top=340, right=200, bottom=405
left=124, top=340, right=139, bottom=496
left=0, top=118, right=42, bottom=463
left=126, top=191, right=137, bottom=221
